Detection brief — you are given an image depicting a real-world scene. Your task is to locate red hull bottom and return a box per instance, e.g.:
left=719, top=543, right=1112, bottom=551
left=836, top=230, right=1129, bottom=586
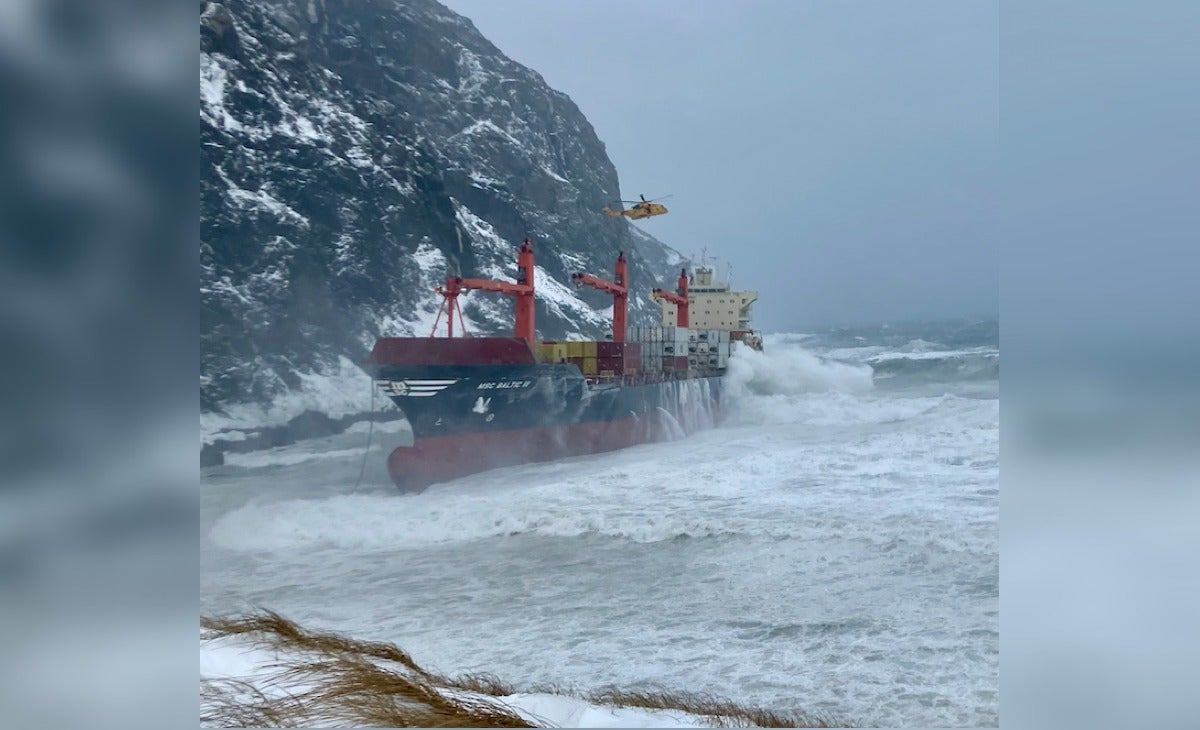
left=388, top=416, right=663, bottom=492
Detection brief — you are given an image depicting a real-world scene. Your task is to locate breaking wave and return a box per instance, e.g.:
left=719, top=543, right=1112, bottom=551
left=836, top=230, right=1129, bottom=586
left=864, top=347, right=999, bottom=383
left=724, top=342, right=875, bottom=398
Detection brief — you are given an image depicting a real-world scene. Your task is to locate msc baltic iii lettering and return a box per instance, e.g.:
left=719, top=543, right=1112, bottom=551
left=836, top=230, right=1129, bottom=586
left=364, top=234, right=761, bottom=492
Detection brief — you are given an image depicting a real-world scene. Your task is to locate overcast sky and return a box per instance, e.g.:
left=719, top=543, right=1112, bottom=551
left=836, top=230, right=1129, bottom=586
left=442, top=0, right=997, bottom=330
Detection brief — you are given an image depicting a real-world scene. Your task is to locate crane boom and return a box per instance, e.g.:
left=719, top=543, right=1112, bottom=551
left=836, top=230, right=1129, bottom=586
left=431, top=238, right=537, bottom=344
left=571, top=251, right=629, bottom=342
left=650, top=268, right=690, bottom=328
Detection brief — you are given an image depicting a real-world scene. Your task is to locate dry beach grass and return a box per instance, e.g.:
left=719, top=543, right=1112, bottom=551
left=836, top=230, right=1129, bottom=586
left=200, top=610, right=850, bottom=727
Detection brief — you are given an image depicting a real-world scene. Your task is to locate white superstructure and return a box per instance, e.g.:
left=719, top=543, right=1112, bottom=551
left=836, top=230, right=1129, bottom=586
left=656, top=266, right=758, bottom=331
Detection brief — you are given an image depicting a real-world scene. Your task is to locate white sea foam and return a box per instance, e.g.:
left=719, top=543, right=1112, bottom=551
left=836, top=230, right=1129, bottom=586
left=202, top=327, right=998, bottom=727
left=724, top=342, right=874, bottom=398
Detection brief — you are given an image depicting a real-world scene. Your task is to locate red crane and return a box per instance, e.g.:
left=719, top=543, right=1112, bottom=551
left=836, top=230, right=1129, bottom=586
left=570, top=251, right=629, bottom=342
left=651, top=269, right=690, bottom=328
left=432, top=238, right=537, bottom=344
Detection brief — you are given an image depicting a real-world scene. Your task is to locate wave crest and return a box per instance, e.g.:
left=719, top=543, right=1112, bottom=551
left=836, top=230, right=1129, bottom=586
left=725, top=342, right=875, bottom=398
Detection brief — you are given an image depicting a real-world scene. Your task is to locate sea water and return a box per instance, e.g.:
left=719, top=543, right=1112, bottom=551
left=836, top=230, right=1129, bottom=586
left=201, top=319, right=999, bottom=727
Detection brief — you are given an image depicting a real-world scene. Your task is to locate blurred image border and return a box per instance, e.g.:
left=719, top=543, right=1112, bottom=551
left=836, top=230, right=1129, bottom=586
left=1, top=1, right=1197, bottom=728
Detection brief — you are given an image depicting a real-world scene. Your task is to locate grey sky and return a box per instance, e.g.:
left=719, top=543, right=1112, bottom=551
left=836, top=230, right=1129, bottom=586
left=442, top=0, right=997, bottom=331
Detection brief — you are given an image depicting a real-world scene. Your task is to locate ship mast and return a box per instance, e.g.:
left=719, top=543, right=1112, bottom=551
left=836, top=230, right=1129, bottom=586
left=651, top=269, right=690, bottom=327
left=432, top=238, right=536, bottom=344
left=571, top=251, right=629, bottom=342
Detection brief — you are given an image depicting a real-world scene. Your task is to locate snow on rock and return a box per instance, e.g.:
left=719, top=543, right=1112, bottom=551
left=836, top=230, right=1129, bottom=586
left=201, top=355, right=375, bottom=443
left=201, top=0, right=689, bottom=440
left=534, top=266, right=612, bottom=331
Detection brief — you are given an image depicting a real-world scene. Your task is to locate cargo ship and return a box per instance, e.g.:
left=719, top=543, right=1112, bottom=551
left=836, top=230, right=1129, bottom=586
left=364, top=238, right=761, bottom=492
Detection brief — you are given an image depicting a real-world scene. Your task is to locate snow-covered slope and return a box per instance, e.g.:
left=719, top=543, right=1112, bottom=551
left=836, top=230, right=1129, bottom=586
left=201, top=0, right=685, bottom=442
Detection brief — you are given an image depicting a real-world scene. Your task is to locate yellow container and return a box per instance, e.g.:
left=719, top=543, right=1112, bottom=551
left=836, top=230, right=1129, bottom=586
left=582, top=357, right=598, bottom=375
left=567, top=341, right=584, bottom=358
left=582, top=341, right=598, bottom=358
left=553, top=344, right=569, bottom=362
left=535, top=343, right=555, bottom=362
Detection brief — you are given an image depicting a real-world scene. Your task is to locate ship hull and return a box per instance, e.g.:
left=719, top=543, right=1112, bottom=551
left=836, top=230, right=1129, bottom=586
left=365, top=338, right=722, bottom=492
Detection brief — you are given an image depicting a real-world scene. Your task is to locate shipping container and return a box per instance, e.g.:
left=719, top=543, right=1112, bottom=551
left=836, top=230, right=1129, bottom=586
left=582, top=357, right=598, bottom=375
left=597, top=341, right=624, bottom=358
left=565, top=341, right=582, bottom=358
left=582, top=341, right=598, bottom=358
left=553, top=344, right=569, bottom=362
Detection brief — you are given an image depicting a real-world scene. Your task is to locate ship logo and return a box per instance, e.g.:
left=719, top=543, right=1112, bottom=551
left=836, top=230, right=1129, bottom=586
left=377, top=379, right=460, bottom=397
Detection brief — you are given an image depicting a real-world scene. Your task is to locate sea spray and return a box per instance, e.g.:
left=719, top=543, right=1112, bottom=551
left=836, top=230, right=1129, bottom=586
left=656, top=406, right=687, bottom=441
left=725, top=342, right=875, bottom=398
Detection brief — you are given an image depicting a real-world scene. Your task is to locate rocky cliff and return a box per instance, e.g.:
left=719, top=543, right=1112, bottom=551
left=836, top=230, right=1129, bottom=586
left=201, top=0, right=685, bottom=442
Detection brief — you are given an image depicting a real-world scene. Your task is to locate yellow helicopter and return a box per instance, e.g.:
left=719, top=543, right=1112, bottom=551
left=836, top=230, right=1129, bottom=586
left=603, top=194, right=671, bottom=220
